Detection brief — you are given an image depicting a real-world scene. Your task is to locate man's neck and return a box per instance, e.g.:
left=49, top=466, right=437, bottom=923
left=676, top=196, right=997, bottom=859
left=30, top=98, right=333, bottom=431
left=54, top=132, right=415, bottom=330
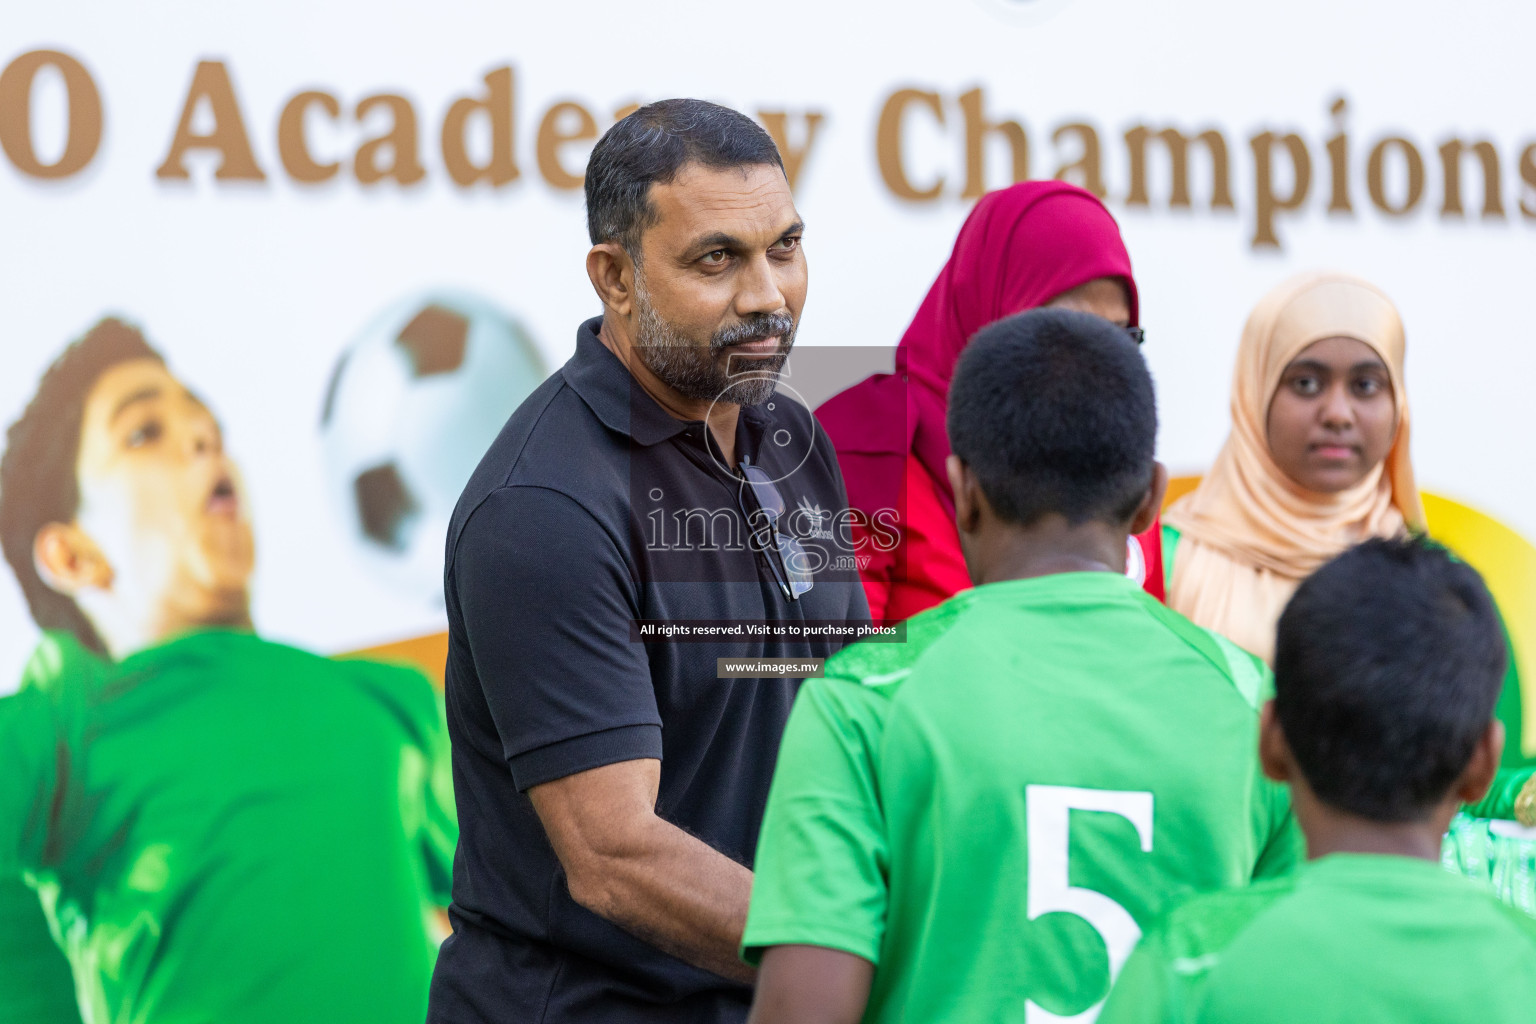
left=967, top=518, right=1129, bottom=587
left=597, top=316, right=742, bottom=466
left=1294, top=787, right=1456, bottom=863
left=1302, top=817, right=1449, bottom=862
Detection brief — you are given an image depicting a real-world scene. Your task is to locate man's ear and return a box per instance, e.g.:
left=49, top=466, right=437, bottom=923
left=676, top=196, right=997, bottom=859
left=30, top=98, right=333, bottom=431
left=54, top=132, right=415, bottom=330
left=586, top=242, right=635, bottom=317
left=33, top=522, right=113, bottom=596
left=947, top=455, right=982, bottom=536
left=1128, top=460, right=1169, bottom=536
left=1258, top=700, right=1292, bottom=784
left=1454, top=720, right=1506, bottom=806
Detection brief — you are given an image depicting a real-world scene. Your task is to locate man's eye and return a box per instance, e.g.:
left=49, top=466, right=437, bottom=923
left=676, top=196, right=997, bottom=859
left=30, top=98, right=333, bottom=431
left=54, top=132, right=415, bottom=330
left=127, top=419, right=163, bottom=448
left=701, top=250, right=728, bottom=266
left=771, top=236, right=800, bottom=253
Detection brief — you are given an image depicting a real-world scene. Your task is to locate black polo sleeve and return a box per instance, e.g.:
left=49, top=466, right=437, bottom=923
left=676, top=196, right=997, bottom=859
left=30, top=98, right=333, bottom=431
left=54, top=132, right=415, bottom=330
left=451, top=485, right=662, bottom=791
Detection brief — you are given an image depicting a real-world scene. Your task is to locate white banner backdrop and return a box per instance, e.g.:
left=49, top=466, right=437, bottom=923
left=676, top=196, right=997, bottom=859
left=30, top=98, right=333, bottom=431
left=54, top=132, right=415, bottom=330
left=2, top=0, right=1534, bottom=686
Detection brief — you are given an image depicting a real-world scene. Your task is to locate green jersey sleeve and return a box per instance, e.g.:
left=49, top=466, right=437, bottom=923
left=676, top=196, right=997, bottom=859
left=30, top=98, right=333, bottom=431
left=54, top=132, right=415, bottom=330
left=741, top=676, right=890, bottom=967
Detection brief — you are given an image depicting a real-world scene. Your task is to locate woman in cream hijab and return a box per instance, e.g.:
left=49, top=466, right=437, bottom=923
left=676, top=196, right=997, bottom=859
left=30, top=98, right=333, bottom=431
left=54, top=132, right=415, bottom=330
left=1164, top=271, right=1423, bottom=664
left=1167, top=271, right=1536, bottom=898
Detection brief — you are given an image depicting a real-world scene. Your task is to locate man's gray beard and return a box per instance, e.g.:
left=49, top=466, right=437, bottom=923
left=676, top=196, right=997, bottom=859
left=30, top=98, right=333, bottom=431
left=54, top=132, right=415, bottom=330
left=633, top=278, right=794, bottom=407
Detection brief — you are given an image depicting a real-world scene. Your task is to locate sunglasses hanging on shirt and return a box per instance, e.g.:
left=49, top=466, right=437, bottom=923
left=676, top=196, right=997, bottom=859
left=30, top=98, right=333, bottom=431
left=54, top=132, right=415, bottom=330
left=736, top=458, right=815, bottom=601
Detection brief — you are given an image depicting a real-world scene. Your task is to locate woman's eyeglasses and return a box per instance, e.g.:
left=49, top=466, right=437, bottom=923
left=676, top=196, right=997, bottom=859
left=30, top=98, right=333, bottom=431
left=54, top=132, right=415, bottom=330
left=736, top=460, right=814, bottom=602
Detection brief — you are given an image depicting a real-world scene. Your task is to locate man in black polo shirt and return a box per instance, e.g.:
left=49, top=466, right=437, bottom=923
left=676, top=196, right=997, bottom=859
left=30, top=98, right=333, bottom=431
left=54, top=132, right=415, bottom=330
left=427, top=99, right=872, bottom=1023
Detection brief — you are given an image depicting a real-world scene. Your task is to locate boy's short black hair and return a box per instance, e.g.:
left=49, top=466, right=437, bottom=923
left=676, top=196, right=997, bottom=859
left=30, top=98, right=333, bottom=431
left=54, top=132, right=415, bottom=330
left=946, top=308, right=1157, bottom=527
left=584, top=98, right=785, bottom=258
left=0, top=318, right=163, bottom=655
left=1274, top=536, right=1507, bottom=822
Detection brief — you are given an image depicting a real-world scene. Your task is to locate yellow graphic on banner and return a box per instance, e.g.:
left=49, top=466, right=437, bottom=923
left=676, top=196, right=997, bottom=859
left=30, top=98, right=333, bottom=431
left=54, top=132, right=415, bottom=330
left=1422, top=493, right=1536, bottom=758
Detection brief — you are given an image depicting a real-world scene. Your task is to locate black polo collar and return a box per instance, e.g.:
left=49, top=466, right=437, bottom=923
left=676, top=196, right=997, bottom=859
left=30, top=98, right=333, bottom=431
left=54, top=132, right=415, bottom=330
left=565, top=317, right=688, bottom=446
left=565, top=316, right=775, bottom=453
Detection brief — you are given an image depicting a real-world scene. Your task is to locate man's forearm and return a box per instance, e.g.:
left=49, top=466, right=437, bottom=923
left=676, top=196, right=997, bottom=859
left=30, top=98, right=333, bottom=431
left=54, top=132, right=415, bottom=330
left=568, top=814, right=755, bottom=983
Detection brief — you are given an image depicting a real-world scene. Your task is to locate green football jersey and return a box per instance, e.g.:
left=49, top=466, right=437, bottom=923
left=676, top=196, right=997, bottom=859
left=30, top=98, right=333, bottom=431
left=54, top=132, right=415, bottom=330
left=1165, top=522, right=1536, bottom=912
left=0, top=878, right=79, bottom=1024
left=0, top=637, right=98, bottom=1024
left=1100, top=853, right=1536, bottom=1024
left=742, top=571, right=1300, bottom=1024
left=0, top=630, right=456, bottom=1024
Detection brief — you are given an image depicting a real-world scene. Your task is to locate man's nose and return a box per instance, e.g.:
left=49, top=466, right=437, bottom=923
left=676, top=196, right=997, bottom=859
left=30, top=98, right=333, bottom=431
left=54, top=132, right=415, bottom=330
left=733, top=255, right=788, bottom=318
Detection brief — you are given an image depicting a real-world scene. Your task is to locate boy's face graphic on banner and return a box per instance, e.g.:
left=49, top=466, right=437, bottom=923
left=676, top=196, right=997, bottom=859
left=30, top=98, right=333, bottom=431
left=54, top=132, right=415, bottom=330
left=38, top=358, right=254, bottom=655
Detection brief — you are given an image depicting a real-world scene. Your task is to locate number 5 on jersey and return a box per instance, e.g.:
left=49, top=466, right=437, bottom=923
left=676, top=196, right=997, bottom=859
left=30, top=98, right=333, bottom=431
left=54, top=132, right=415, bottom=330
left=1025, top=785, right=1154, bottom=1024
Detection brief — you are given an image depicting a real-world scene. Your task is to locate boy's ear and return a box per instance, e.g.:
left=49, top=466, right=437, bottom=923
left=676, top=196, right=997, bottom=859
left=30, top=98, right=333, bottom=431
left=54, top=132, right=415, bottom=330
left=33, top=522, right=114, bottom=596
left=586, top=242, right=635, bottom=317
left=1454, top=720, right=1506, bottom=806
left=1128, top=460, right=1169, bottom=536
left=947, top=455, right=982, bottom=536
left=1258, top=700, right=1292, bottom=784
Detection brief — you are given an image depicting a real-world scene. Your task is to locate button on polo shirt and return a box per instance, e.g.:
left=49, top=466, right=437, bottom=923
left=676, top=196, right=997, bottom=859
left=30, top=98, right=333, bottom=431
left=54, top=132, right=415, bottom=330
left=428, top=317, right=870, bottom=1024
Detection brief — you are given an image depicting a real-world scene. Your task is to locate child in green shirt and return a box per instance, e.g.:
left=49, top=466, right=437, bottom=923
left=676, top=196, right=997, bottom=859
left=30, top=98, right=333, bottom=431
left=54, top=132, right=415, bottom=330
left=0, top=319, right=455, bottom=1023
left=742, top=309, right=1300, bottom=1024
left=1101, top=536, right=1536, bottom=1023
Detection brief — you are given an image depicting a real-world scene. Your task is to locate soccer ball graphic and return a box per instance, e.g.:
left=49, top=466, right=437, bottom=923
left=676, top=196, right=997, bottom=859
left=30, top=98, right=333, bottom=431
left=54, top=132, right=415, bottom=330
left=320, top=291, right=547, bottom=604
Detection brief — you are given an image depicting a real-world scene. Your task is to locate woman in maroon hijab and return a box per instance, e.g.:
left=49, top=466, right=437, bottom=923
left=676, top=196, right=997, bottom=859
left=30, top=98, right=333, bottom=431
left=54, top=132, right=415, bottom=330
left=817, top=181, right=1163, bottom=622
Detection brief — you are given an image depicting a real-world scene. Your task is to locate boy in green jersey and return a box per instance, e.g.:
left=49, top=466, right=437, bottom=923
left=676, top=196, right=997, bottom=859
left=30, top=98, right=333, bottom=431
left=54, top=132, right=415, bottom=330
left=741, top=309, right=1301, bottom=1024
left=0, top=320, right=456, bottom=1024
left=1100, top=536, right=1536, bottom=1024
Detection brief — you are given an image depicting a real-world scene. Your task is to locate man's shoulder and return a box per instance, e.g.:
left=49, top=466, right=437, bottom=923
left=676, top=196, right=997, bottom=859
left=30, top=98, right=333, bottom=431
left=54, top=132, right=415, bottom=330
left=820, top=594, right=974, bottom=696
left=1151, top=864, right=1536, bottom=971
left=457, top=369, right=597, bottom=498
left=1133, top=593, right=1272, bottom=713
left=448, top=367, right=627, bottom=546
left=1144, top=875, right=1298, bottom=967
left=1456, top=873, right=1536, bottom=948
